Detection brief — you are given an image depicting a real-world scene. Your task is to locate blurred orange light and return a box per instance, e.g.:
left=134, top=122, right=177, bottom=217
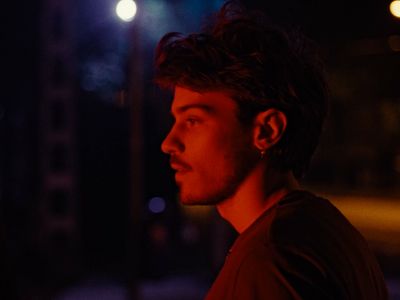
left=390, top=0, right=400, bottom=18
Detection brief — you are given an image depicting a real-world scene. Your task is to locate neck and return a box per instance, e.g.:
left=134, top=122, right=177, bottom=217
left=216, top=166, right=300, bottom=234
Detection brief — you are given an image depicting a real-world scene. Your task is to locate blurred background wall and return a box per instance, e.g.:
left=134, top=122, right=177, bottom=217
left=1, top=0, right=400, bottom=299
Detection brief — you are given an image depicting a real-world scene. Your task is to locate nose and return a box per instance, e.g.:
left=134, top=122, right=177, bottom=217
left=161, top=127, right=184, bottom=155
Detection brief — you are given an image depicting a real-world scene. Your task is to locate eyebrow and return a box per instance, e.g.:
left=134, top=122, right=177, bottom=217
left=172, top=104, right=214, bottom=116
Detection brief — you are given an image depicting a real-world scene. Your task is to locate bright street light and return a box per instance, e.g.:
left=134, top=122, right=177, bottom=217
left=390, top=0, right=400, bottom=18
left=116, top=0, right=137, bottom=22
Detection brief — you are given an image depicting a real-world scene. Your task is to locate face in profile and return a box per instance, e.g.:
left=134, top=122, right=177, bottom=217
left=161, top=86, right=259, bottom=205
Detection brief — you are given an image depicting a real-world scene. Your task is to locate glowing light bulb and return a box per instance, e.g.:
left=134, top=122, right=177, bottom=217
left=116, top=0, right=137, bottom=22
left=390, top=0, right=400, bottom=18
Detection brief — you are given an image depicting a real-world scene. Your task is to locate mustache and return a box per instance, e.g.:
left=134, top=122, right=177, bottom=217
left=169, top=156, right=192, bottom=170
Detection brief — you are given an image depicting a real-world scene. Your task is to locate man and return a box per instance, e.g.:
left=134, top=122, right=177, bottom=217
left=155, top=1, right=388, bottom=299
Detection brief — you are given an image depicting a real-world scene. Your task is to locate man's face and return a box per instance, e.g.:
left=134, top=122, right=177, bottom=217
left=161, top=86, right=259, bottom=205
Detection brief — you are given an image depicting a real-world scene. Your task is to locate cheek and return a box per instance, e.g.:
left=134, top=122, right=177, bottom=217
left=195, top=134, right=247, bottom=171
left=187, top=140, right=229, bottom=177
left=186, top=123, right=252, bottom=165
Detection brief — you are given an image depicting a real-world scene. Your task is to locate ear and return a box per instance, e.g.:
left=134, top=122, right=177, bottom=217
left=252, top=108, right=287, bottom=151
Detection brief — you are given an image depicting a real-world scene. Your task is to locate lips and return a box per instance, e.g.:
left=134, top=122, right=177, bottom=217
left=169, top=157, right=192, bottom=174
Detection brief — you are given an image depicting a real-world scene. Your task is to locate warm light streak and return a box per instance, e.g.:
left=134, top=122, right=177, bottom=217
left=328, top=195, right=400, bottom=252
left=180, top=202, right=214, bottom=220
left=331, top=197, right=400, bottom=231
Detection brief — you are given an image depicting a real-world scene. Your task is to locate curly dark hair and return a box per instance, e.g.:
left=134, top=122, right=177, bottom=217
left=154, top=0, right=328, bottom=179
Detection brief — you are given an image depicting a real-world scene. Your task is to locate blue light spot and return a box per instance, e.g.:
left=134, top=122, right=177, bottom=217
left=148, top=197, right=166, bottom=214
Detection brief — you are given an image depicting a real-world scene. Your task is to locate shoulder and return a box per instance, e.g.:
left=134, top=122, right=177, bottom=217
left=230, top=242, right=334, bottom=299
left=208, top=191, right=388, bottom=299
left=268, top=190, right=357, bottom=246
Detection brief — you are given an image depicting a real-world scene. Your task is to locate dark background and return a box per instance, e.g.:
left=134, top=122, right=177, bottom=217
left=1, top=0, right=400, bottom=299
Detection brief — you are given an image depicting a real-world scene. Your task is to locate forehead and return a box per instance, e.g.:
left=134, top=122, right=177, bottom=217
left=171, top=86, right=238, bottom=115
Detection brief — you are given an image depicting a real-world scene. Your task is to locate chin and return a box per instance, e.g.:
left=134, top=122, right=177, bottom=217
left=178, top=193, right=207, bottom=206
left=177, top=173, right=243, bottom=205
left=178, top=189, right=228, bottom=206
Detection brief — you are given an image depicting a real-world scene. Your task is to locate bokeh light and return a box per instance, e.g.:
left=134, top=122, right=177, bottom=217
left=116, top=0, right=137, bottom=22
left=390, top=0, right=400, bottom=18
left=148, top=197, right=166, bottom=214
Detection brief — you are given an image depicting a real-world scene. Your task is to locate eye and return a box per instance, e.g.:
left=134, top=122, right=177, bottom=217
left=185, top=117, right=201, bottom=127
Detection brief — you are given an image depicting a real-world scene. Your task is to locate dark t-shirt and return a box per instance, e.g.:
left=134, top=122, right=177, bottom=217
left=205, top=191, right=388, bottom=300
